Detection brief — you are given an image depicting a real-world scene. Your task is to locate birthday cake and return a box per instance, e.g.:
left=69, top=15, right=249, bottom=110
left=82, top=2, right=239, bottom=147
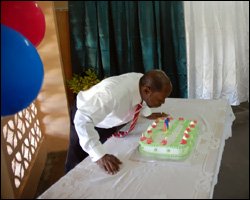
left=138, top=117, right=199, bottom=160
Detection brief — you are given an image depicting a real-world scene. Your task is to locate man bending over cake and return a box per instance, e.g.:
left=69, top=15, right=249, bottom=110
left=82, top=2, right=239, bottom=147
left=65, top=69, right=173, bottom=175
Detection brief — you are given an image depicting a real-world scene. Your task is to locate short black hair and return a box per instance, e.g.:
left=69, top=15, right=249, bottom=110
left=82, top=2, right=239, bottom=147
left=139, top=70, right=171, bottom=92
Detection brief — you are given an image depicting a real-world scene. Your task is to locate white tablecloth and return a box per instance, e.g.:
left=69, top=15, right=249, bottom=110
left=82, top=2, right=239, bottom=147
left=38, top=98, right=235, bottom=199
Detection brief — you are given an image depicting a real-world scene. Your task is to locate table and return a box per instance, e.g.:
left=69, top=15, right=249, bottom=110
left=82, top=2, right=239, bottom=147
left=38, top=98, right=235, bottom=199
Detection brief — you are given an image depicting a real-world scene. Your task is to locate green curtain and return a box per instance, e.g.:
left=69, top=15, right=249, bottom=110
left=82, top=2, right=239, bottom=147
left=68, top=1, right=187, bottom=98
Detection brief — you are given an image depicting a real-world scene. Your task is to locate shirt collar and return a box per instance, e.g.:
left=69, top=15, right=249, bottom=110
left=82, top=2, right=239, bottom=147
left=132, top=84, right=142, bottom=106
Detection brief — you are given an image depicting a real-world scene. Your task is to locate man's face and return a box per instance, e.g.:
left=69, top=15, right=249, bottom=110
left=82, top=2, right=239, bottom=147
left=145, top=84, right=172, bottom=108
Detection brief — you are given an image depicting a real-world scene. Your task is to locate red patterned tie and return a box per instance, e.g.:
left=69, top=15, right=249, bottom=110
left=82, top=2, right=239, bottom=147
left=113, top=101, right=143, bottom=138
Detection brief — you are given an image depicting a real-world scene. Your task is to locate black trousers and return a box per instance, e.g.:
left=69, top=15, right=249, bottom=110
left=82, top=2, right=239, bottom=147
left=65, top=101, right=126, bottom=174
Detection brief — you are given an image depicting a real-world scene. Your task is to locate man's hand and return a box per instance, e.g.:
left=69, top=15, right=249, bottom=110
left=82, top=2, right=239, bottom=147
left=95, top=154, right=122, bottom=175
left=146, top=112, right=168, bottom=120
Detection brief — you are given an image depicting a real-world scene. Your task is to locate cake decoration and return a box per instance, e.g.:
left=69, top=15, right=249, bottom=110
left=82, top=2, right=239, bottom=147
left=138, top=116, right=199, bottom=160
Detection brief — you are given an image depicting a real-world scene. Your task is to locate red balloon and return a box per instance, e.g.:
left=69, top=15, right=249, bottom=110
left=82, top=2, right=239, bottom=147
left=1, top=1, right=46, bottom=47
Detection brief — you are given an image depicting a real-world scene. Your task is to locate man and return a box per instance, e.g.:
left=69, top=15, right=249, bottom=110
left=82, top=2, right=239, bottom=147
left=65, top=69, right=172, bottom=174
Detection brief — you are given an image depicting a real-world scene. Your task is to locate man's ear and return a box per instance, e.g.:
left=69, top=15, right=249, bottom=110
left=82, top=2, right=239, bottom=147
left=141, top=85, right=152, bottom=96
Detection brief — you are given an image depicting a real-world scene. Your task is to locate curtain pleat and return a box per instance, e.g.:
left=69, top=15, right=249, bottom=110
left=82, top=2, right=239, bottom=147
left=184, top=1, right=249, bottom=105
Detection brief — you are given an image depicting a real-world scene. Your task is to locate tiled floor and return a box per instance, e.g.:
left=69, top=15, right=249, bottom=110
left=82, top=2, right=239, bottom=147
left=35, top=101, right=249, bottom=199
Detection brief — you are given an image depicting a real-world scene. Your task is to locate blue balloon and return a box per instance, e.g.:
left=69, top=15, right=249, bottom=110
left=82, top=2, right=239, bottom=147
left=1, top=25, right=44, bottom=116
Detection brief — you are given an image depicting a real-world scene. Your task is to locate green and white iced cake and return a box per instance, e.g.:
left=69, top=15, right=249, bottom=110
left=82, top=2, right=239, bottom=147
left=138, top=117, right=199, bottom=160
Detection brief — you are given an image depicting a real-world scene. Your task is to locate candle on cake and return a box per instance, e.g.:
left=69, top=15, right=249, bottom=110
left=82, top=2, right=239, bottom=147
left=140, top=133, right=147, bottom=141
left=162, top=118, right=170, bottom=132
left=161, top=137, right=168, bottom=145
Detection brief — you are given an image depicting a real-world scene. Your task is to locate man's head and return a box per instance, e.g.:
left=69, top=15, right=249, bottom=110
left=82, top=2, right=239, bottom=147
left=139, top=70, right=172, bottom=108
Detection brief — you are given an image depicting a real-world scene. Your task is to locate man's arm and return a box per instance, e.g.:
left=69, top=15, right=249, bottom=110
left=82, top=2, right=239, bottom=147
left=140, top=105, right=168, bottom=120
left=74, top=109, right=122, bottom=175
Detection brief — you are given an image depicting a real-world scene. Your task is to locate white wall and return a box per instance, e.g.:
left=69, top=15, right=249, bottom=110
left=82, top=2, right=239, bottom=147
left=36, top=1, right=70, bottom=152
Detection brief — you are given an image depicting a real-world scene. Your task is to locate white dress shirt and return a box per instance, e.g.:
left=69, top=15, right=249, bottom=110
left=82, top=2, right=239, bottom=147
left=74, top=72, right=152, bottom=162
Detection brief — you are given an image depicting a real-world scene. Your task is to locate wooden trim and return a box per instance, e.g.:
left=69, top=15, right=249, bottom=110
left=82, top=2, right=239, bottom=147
left=55, top=9, right=75, bottom=107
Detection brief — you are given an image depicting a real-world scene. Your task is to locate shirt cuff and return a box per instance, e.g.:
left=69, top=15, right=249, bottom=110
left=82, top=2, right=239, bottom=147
left=88, top=144, right=107, bottom=162
left=141, top=106, right=152, bottom=117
